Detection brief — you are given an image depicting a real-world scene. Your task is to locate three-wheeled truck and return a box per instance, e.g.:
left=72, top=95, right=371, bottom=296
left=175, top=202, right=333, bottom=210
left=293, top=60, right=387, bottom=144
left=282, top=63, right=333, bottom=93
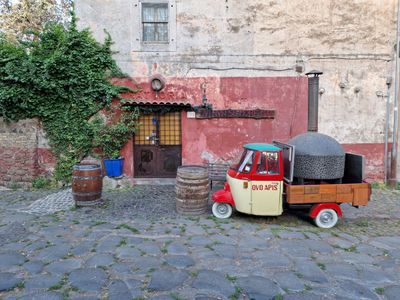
left=211, top=143, right=371, bottom=228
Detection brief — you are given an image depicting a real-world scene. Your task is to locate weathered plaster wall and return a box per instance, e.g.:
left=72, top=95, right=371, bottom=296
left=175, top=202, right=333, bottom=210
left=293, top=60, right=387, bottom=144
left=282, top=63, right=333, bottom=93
left=77, top=0, right=395, bottom=56
left=343, top=143, right=388, bottom=182
left=76, top=0, right=397, bottom=144
left=119, top=77, right=309, bottom=177
left=76, top=0, right=398, bottom=180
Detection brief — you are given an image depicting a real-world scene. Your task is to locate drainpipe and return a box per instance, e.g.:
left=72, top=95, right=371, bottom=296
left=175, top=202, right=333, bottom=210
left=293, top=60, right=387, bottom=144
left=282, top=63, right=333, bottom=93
left=389, top=0, right=400, bottom=188
left=384, top=77, right=392, bottom=184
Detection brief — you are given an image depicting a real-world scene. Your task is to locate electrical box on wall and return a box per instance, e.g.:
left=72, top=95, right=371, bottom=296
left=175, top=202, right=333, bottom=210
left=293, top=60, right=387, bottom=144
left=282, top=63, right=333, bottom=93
left=187, top=111, right=195, bottom=119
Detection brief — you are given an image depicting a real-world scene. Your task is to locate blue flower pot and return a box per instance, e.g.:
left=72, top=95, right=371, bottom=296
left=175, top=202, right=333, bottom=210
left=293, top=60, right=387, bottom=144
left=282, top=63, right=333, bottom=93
left=104, top=158, right=124, bottom=177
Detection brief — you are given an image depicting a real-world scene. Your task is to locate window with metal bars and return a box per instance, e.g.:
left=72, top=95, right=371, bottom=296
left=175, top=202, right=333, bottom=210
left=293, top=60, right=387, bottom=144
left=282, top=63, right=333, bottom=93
left=135, top=112, right=181, bottom=145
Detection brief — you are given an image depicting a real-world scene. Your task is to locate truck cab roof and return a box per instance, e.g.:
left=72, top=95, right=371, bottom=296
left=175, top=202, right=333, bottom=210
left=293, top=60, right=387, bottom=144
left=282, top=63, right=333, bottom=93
left=244, top=143, right=280, bottom=151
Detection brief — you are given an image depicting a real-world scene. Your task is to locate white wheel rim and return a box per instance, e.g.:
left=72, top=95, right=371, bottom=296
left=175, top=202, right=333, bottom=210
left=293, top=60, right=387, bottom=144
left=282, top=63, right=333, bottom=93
left=217, top=204, right=228, bottom=215
left=315, top=209, right=338, bottom=229
left=212, top=202, right=232, bottom=219
left=320, top=211, right=334, bottom=225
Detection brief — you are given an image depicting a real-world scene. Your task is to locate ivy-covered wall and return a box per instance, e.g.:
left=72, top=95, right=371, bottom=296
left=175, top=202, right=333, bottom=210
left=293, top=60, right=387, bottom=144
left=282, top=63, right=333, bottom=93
left=0, top=16, right=137, bottom=185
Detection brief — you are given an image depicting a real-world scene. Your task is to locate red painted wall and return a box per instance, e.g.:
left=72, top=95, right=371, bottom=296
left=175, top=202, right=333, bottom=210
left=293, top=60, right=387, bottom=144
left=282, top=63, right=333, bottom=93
left=0, top=147, right=38, bottom=185
left=121, top=140, right=134, bottom=178
left=37, top=148, right=56, bottom=176
left=342, top=143, right=388, bottom=182
left=181, top=77, right=308, bottom=165
left=119, top=76, right=309, bottom=177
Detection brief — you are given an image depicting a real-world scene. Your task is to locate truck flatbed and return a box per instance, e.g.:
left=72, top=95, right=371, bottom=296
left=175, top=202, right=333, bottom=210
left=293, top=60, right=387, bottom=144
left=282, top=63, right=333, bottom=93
left=284, top=182, right=371, bottom=207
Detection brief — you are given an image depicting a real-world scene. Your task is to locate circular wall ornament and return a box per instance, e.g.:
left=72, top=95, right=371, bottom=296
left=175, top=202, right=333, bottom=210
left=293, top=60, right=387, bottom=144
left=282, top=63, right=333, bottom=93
left=150, top=75, right=165, bottom=92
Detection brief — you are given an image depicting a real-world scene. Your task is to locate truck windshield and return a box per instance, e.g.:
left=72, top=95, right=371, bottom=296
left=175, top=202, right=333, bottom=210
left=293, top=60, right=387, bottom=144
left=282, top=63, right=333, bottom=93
left=234, top=149, right=255, bottom=173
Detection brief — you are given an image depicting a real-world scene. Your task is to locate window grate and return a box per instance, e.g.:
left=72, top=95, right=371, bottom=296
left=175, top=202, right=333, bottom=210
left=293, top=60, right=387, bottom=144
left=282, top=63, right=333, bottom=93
left=135, top=114, right=156, bottom=145
left=159, top=111, right=181, bottom=145
left=135, top=112, right=181, bottom=145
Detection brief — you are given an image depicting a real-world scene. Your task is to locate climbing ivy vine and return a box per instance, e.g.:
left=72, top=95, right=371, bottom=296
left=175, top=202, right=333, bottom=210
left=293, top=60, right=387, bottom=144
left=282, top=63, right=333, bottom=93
left=0, top=15, right=137, bottom=183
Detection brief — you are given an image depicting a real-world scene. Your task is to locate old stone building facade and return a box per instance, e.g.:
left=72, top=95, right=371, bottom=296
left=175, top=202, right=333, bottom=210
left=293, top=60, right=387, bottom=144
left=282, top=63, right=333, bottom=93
left=0, top=0, right=398, bottom=186
left=76, top=0, right=398, bottom=182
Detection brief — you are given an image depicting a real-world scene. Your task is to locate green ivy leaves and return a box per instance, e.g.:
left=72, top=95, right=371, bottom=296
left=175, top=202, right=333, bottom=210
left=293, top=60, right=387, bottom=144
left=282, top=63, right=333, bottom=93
left=91, top=106, right=139, bottom=159
left=0, top=17, right=133, bottom=183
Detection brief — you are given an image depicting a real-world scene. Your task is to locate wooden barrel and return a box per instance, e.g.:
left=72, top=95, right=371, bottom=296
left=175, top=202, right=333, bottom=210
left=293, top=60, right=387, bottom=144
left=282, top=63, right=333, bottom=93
left=176, top=165, right=210, bottom=215
left=72, top=164, right=103, bottom=206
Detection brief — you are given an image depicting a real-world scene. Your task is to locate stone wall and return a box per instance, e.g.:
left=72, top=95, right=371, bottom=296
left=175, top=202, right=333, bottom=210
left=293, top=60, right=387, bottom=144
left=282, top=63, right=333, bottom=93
left=0, top=118, right=54, bottom=188
left=0, top=119, right=39, bottom=188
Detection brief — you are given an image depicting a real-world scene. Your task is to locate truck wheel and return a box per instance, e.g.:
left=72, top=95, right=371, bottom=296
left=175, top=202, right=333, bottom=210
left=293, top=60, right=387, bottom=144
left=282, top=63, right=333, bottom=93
left=212, top=202, right=232, bottom=219
left=314, top=208, right=338, bottom=229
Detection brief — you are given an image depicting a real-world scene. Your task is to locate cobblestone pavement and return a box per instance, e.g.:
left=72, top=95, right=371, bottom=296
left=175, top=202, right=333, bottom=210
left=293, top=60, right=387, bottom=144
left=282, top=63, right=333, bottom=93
left=0, top=186, right=399, bottom=300
left=19, top=189, right=74, bottom=215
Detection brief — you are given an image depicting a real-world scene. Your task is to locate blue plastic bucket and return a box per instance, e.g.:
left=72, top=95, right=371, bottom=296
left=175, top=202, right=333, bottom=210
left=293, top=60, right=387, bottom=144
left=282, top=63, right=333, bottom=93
left=104, top=158, right=124, bottom=177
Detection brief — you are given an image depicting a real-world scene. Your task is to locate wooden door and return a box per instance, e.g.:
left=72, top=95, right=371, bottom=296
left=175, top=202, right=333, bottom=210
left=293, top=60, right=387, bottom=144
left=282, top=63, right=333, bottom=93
left=134, top=111, right=182, bottom=177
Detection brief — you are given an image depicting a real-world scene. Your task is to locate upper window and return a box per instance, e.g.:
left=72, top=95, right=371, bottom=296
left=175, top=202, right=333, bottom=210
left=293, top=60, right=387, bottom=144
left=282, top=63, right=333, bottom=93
left=142, top=3, right=169, bottom=43
left=132, top=0, right=176, bottom=52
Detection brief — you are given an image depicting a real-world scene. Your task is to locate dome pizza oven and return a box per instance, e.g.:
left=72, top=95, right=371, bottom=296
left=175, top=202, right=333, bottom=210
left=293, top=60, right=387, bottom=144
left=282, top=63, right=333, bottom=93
left=288, top=132, right=345, bottom=181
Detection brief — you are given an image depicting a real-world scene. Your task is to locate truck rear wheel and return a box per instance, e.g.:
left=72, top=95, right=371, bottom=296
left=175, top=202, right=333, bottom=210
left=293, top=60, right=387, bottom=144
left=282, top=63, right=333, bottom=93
left=314, top=208, right=338, bottom=229
left=212, top=202, right=232, bottom=219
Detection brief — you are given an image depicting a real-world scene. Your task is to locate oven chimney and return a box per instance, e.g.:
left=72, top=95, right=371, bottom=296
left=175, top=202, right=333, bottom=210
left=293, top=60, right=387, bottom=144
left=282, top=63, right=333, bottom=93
left=305, top=70, right=323, bottom=132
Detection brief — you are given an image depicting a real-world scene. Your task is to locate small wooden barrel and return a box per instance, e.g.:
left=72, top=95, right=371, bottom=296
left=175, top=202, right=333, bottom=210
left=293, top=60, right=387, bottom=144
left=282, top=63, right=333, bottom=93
left=176, top=165, right=210, bottom=215
left=72, top=164, right=103, bottom=206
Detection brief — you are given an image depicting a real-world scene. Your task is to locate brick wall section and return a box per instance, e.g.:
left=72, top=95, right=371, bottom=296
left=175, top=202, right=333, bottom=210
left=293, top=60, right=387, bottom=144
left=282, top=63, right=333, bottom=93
left=0, top=118, right=40, bottom=188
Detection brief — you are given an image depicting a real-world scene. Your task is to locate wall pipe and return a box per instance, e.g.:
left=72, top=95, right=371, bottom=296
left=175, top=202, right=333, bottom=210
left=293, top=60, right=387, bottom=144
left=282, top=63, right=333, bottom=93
left=384, top=77, right=392, bottom=184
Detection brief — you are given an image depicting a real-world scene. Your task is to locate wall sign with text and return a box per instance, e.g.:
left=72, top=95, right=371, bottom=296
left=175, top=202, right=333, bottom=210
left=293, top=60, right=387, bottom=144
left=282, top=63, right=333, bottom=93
left=195, top=109, right=275, bottom=119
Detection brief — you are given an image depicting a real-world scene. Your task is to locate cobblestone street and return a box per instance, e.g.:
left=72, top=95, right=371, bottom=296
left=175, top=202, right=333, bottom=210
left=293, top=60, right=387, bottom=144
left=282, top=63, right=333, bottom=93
left=0, top=185, right=399, bottom=300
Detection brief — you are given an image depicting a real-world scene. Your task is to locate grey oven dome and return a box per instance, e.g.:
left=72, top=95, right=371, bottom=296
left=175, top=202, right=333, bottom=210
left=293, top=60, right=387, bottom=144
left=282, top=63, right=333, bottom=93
left=289, top=132, right=345, bottom=180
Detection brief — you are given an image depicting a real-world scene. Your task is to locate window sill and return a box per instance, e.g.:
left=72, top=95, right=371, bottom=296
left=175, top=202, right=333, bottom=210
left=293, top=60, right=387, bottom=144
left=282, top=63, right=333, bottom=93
left=136, top=42, right=176, bottom=52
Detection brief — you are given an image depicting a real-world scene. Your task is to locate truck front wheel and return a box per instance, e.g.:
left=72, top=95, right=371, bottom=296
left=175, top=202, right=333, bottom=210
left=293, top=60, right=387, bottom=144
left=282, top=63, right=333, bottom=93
left=314, top=209, right=338, bottom=229
left=212, top=202, right=232, bottom=219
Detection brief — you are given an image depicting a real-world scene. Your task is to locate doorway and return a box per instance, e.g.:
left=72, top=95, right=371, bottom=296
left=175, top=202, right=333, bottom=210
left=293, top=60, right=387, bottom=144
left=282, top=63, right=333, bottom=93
left=134, top=111, right=182, bottom=177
